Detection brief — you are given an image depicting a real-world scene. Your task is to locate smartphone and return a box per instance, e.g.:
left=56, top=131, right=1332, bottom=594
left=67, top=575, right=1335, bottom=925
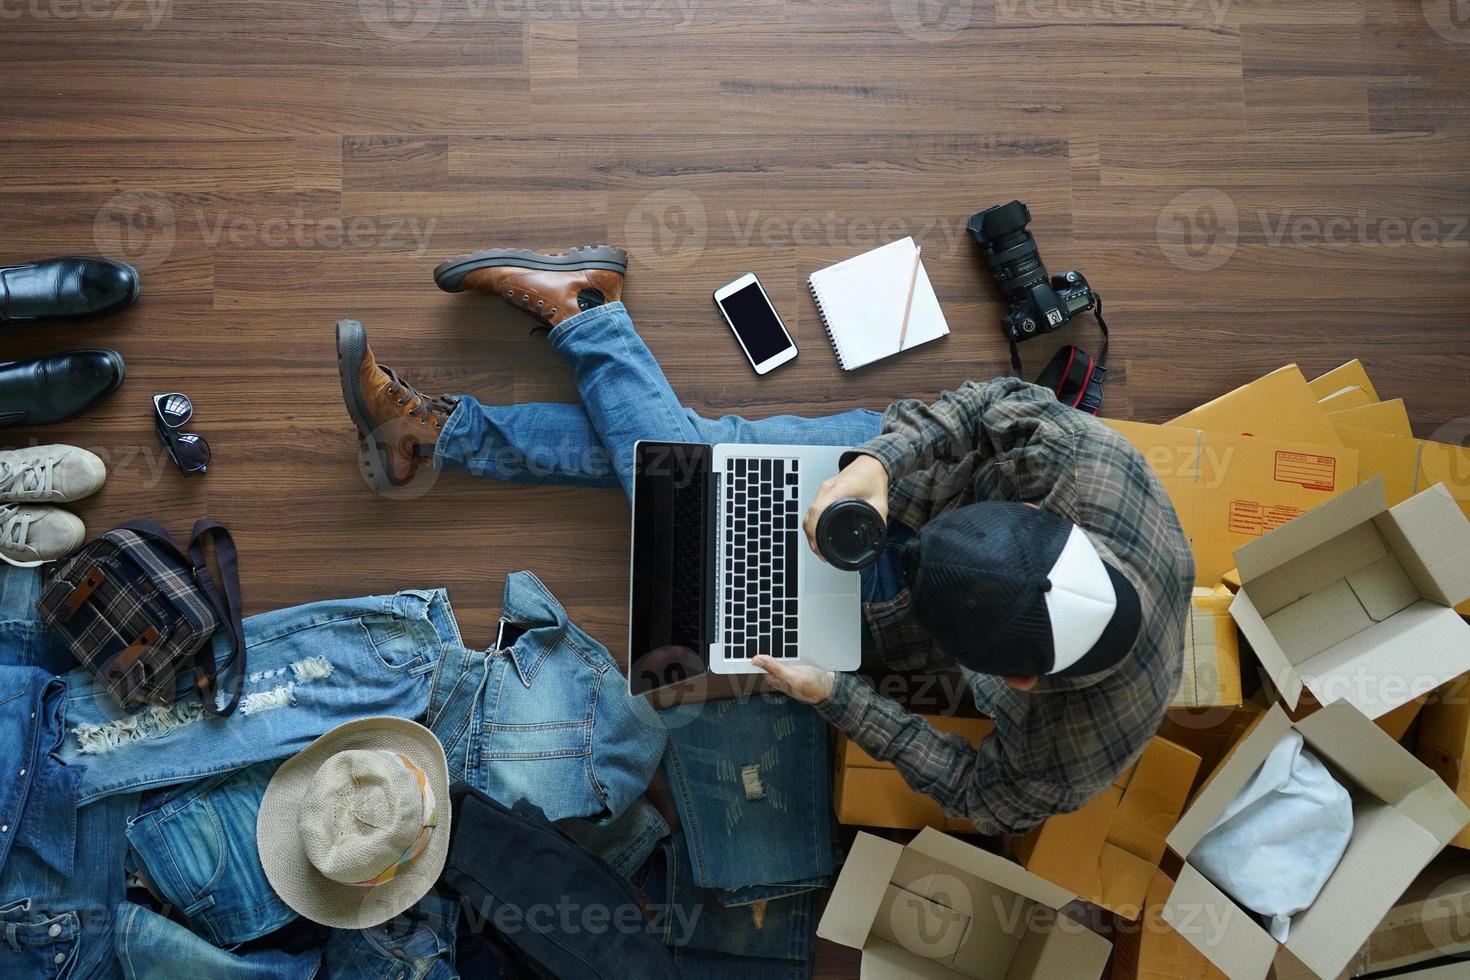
left=713, top=273, right=798, bottom=374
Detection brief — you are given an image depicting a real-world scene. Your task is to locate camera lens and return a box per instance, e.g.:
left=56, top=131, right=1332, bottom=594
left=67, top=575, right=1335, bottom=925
left=974, top=201, right=1032, bottom=249
left=968, top=200, right=1047, bottom=303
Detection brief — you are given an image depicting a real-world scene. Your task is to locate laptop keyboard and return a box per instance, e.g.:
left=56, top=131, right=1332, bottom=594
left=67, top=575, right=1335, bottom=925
left=722, top=456, right=801, bottom=660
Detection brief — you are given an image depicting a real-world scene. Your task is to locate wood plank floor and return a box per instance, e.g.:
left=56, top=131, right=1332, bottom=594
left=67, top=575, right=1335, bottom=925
left=4, top=1, right=1470, bottom=975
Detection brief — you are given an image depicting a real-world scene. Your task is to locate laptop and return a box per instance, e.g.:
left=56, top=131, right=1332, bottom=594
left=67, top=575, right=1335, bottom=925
left=628, top=440, right=862, bottom=696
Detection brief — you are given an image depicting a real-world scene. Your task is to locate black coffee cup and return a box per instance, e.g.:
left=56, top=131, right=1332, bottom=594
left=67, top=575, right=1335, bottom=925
left=815, top=498, right=887, bottom=571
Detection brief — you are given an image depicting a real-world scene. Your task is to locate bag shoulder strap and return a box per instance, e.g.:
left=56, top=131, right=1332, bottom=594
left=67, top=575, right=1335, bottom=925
left=185, top=518, right=245, bottom=718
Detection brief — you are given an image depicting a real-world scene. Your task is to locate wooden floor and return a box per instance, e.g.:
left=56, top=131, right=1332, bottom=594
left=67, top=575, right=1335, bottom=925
left=4, top=1, right=1470, bottom=974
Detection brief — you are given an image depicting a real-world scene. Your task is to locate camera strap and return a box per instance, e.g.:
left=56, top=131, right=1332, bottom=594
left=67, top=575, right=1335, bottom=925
left=1020, top=296, right=1110, bottom=415
left=1008, top=294, right=1109, bottom=375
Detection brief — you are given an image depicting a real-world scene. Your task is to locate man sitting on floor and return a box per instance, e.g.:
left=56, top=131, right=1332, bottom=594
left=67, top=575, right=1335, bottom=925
left=333, top=243, right=1194, bottom=835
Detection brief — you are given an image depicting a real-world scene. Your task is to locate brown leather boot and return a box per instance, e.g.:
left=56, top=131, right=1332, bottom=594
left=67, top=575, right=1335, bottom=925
left=432, top=245, right=627, bottom=328
left=335, top=319, right=457, bottom=497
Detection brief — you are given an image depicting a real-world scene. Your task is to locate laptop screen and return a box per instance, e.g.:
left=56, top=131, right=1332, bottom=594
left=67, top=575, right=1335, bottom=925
left=629, top=441, right=712, bottom=696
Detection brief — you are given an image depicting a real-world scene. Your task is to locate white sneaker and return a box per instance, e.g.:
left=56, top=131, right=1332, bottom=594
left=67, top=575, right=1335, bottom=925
left=0, top=445, right=107, bottom=503
left=0, top=504, right=86, bottom=567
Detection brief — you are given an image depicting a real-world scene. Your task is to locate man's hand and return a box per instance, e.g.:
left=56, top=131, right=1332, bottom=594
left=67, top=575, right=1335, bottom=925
left=803, top=454, right=890, bottom=559
left=753, top=656, right=835, bottom=704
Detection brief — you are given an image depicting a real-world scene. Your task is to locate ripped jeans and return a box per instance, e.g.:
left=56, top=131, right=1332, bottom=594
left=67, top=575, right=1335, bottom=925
left=60, top=588, right=456, bottom=806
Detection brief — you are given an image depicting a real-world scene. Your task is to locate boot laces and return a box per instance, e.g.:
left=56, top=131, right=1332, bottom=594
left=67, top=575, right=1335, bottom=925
left=380, top=367, right=455, bottom=427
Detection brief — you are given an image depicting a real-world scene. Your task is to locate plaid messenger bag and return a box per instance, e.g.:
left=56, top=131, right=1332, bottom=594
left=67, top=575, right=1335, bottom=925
left=37, top=518, right=245, bottom=716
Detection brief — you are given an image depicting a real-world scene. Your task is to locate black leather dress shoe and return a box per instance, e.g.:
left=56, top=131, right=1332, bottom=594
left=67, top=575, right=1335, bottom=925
left=0, top=256, right=140, bottom=323
left=0, top=349, right=126, bottom=427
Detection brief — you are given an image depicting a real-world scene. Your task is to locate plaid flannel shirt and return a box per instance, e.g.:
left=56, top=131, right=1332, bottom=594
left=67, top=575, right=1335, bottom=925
left=815, top=378, right=1193, bottom=836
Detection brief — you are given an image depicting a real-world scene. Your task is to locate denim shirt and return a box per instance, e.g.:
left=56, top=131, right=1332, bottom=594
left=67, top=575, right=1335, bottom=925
left=0, top=668, right=80, bottom=883
left=428, top=571, right=668, bottom=824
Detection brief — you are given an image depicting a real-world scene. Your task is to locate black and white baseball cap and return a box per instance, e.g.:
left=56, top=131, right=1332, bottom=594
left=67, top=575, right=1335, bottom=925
left=901, top=502, right=1142, bottom=678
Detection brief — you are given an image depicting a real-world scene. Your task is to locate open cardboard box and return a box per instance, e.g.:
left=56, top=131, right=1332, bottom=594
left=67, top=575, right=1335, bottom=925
left=1162, top=702, right=1470, bottom=980
left=1012, top=736, right=1200, bottom=919
left=1106, top=419, right=1358, bottom=586
left=1110, top=871, right=1228, bottom=980
left=835, top=715, right=995, bottom=832
left=819, top=828, right=1113, bottom=979
left=1345, top=858, right=1470, bottom=975
left=1414, top=672, right=1470, bottom=848
left=1228, top=476, right=1470, bottom=718
left=1175, top=586, right=1245, bottom=709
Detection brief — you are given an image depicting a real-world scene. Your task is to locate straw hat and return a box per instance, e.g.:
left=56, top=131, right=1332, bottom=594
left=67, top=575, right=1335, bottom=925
left=257, top=716, right=451, bottom=929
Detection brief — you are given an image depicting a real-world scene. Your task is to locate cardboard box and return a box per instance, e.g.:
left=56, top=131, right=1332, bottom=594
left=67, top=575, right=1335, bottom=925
left=1107, top=419, right=1358, bottom=585
left=1415, top=674, right=1470, bottom=849
left=1317, top=386, right=1374, bottom=412
left=1159, top=702, right=1265, bottom=797
left=835, top=715, right=995, bottom=832
left=1374, top=966, right=1470, bottom=980
left=819, top=828, right=1114, bottom=979
left=1171, top=365, right=1345, bottom=446
left=1332, top=425, right=1470, bottom=522
left=1345, top=859, right=1470, bottom=974
left=1267, top=948, right=1347, bottom=980
left=1111, top=871, right=1228, bottom=980
left=1228, top=476, right=1470, bottom=718
left=1331, top=426, right=1470, bottom=614
left=1012, top=737, right=1201, bottom=918
left=1327, top=399, right=1413, bottom=439
left=1162, top=702, right=1470, bottom=980
left=1174, top=586, right=1244, bottom=709
left=1309, top=360, right=1381, bottom=404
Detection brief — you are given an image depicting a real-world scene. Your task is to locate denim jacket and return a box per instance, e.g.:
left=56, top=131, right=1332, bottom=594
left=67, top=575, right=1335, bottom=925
left=428, top=571, right=667, bottom=824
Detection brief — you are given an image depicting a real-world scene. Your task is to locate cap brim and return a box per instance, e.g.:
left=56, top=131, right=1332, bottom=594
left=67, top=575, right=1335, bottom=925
left=257, top=716, right=451, bottom=930
left=1050, top=562, right=1142, bottom=678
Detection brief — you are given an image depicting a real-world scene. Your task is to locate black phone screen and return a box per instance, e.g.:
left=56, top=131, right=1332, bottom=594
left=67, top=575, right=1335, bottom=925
left=718, top=281, right=793, bottom=364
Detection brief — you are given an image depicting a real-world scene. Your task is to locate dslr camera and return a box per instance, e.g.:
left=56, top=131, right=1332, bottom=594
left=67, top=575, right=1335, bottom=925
left=968, top=200, right=1098, bottom=344
left=968, top=200, right=1109, bottom=413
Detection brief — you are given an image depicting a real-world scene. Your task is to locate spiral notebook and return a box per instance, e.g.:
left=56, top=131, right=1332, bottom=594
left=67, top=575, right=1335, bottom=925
left=808, top=237, right=949, bottom=371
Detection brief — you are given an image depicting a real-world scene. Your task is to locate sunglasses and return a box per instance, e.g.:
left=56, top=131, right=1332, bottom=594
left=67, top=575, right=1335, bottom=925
left=153, top=392, right=212, bottom=475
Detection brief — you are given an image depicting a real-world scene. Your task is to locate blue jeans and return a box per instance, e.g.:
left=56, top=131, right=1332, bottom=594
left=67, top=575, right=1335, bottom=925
left=642, top=832, right=816, bottom=980
left=558, top=796, right=670, bottom=881
left=659, top=693, right=835, bottom=905
left=432, top=300, right=907, bottom=648
left=434, top=302, right=883, bottom=498
left=112, top=903, right=319, bottom=980
left=61, top=589, right=455, bottom=806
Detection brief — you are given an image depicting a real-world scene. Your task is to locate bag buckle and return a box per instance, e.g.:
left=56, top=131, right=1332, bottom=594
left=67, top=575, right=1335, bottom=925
left=63, top=567, right=106, bottom=616
left=105, top=627, right=161, bottom=679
